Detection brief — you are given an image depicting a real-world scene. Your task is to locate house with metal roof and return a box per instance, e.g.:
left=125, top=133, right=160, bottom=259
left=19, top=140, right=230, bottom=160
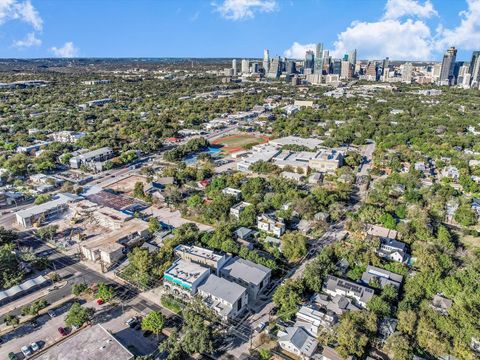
left=278, top=326, right=318, bottom=360
left=361, top=265, right=403, bottom=290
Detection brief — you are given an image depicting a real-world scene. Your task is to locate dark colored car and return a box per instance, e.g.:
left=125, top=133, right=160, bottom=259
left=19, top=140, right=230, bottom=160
left=143, top=330, right=153, bottom=337
left=58, top=327, right=66, bottom=336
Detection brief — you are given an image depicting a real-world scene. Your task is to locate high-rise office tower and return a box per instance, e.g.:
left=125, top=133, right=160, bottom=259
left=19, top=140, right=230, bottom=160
left=250, top=63, right=259, bottom=73
left=267, top=56, right=281, bottom=79
left=331, top=59, right=342, bottom=75
left=439, top=47, right=457, bottom=86
left=232, top=59, right=237, bottom=76
left=241, top=59, right=249, bottom=74
left=469, top=51, right=480, bottom=86
left=382, top=57, right=390, bottom=75
left=365, top=61, right=378, bottom=80
left=340, top=60, right=352, bottom=80
left=402, top=62, right=413, bottom=84
left=263, top=49, right=270, bottom=74
left=285, top=60, right=296, bottom=75
left=315, top=43, right=324, bottom=74
left=305, top=50, right=315, bottom=72
left=342, top=54, right=349, bottom=62
left=348, top=49, right=357, bottom=67
left=457, top=64, right=470, bottom=86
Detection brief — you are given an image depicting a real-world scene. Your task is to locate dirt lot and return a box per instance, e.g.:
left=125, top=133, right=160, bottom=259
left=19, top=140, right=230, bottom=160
left=106, top=175, right=149, bottom=196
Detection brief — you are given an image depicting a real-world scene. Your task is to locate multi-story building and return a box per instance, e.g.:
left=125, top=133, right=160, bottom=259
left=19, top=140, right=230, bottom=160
left=163, top=259, right=211, bottom=298
left=230, top=201, right=252, bottom=220
left=257, top=214, right=286, bottom=237
left=267, top=57, right=281, bottom=79
left=322, top=275, right=374, bottom=308
left=50, top=131, right=85, bottom=143
left=378, top=237, right=409, bottom=262
left=69, top=147, right=114, bottom=169
left=222, top=187, right=242, bottom=200
left=304, top=50, right=315, bottom=72
left=15, top=193, right=80, bottom=228
left=220, top=257, right=271, bottom=302
left=340, top=60, right=352, bottom=80
left=232, top=59, right=237, bottom=76
left=174, top=244, right=229, bottom=276
left=241, top=59, right=249, bottom=74
left=439, top=46, right=457, bottom=86
left=308, top=149, right=343, bottom=173
left=365, top=61, right=378, bottom=80
left=263, top=49, right=270, bottom=74
left=315, top=43, right=324, bottom=74
left=197, top=274, right=248, bottom=321
left=469, top=50, right=480, bottom=87
left=278, top=327, right=318, bottom=360
left=402, top=62, right=413, bottom=84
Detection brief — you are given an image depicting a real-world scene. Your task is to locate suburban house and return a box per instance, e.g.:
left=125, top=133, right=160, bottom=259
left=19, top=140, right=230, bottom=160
left=378, top=237, right=409, bottom=263
left=197, top=274, right=248, bottom=321
left=174, top=244, right=229, bottom=276
left=220, top=257, right=271, bottom=302
left=361, top=265, right=403, bottom=289
left=230, top=201, right=252, bottom=220
left=322, top=275, right=374, bottom=308
left=365, top=224, right=398, bottom=239
left=278, top=326, right=318, bottom=360
left=295, top=305, right=338, bottom=337
left=233, top=227, right=256, bottom=249
left=257, top=214, right=286, bottom=237
left=431, top=294, right=453, bottom=315
left=163, top=259, right=211, bottom=298
left=312, top=293, right=361, bottom=316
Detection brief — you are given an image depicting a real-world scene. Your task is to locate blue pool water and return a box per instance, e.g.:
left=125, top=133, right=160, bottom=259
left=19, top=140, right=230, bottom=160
left=184, top=147, right=222, bottom=165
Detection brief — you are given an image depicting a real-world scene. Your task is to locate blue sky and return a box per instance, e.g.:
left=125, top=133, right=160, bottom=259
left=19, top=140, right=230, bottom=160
left=0, top=0, right=479, bottom=61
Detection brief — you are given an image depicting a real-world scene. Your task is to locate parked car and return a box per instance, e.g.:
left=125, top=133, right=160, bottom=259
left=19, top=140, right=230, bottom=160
left=126, top=317, right=139, bottom=328
left=96, top=299, right=105, bottom=305
left=143, top=330, right=153, bottom=337
left=21, top=346, right=32, bottom=356
left=8, top=352, right=16, bottom=360
left=30, top=342, right=40, bottom=352
left=255, top=322, right=267, bottom=333
left=57, top=327, right=66, bottom=336
left=48, top=310, right=56, bottom=318
left=134, top=323, right=142, bottom=331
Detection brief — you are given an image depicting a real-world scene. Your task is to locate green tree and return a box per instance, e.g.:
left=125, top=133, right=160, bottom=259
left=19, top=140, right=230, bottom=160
left=4, top=314, right=19, bottom=328
left=384, top=333, right=413, bottom=360
left=238, top=205, right=256, bottom=227
left=34, top=194, right=52, bottom=205
left=272, top=280, right=303, bottom=320
left=454, top=204, right=477, bottom=226
left=0, top=227, right=17, bottom=246
left=72, top=283, right=88, bottom=296
left=281, top=232, right=307, bottom=262
left=36, top=225, right=58, bottom=242
left=133, top=182, right=145, bottom=199
left=336, top=311, right=377, bottom=358
left=148, top=217, right=161, bottom=234
left=96, top=283, right=114, bottom=302
left=141, top=311, right=165, bottom=336
left=65, top=302, right=94, bottom=328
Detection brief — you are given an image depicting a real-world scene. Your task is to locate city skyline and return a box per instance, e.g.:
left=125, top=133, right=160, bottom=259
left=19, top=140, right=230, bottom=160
left=0, top=0, right=479, bottom=61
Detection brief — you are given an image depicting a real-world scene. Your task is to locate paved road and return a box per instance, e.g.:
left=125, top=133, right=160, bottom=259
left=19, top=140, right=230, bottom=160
left=357, top=141, right=376, bottom=177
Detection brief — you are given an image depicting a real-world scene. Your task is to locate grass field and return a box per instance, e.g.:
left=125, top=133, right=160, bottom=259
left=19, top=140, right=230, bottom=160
left=211, top=133, right=269, bottom=153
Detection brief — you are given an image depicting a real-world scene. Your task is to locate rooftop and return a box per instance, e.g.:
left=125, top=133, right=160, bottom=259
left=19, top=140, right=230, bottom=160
left=198, top=274, right=246, bottom=305
left=72, top=147, right=112, bottom=161
left=34, top=324, right=133, bottom=360
left=164, top=259, right=210, bottom=285
left=16, top=193, right=81, bottom=219
left=175, top=244, right=223, bottom=263
left=269, top=136, right=323, bottom=150
left=279, top=326, right=318, bottom=357
left=220, top=257, right=271, bottom=286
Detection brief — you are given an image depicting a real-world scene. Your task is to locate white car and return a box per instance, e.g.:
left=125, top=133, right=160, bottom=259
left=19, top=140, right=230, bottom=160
left=31, top=342, right=40, bottom=352
left=21, top=345, right=32, bottom=356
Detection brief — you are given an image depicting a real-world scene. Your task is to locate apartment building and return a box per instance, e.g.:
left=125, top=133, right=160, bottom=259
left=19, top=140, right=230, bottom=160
left=229, top=201, right=252, bottom=220
left=69, top=147, right=114, bottom=169
left=163, top=259, right=211, bottom=298
left=222, top=187, right=242, bottom=200
left=197, top=274, right=248, bottom=321
left=220, top=257, right=271, bottom=302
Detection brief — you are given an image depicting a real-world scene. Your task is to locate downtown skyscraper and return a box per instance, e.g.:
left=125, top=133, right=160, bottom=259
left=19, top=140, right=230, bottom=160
left=315, top=43, right=324, bottom=74
left=263, top=49, right=270, bottom=74
left=469, top=51, right=480, bottom=87
left=439, top=47, right=457, bottom=86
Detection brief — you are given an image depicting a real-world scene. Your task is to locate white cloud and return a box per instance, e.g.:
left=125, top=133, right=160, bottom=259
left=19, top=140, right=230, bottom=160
left=212, top=0, right=277, bottom=20
left=383, top=0, right=437, bottom=20
left=50, top=42, right=79, bottom=58
left=0, top=0, right=43, bottom=30
left=12, top=31, right=41, bottom=48
left=283, top=42, right=316, bottom=59
left=435, top=0, right=480, bottom=51
left=332, top=19, right=433, bottom=60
